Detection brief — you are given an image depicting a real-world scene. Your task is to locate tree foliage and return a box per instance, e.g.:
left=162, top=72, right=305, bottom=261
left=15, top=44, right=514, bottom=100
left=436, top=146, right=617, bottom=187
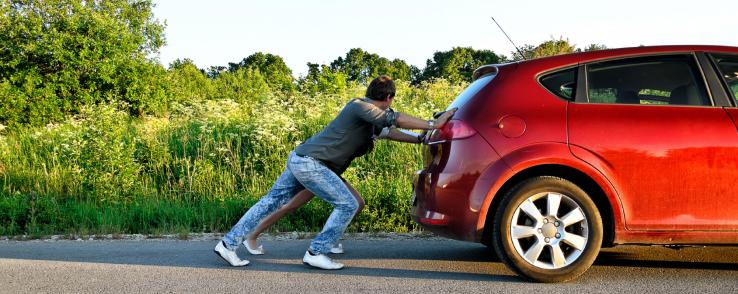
left=511, top=38, right=608, bottom=61
left=419, top=47, right=503, bottom=84
left=298, top=63, right=348, bottom=95
left=0, top=0, right=612, bottom=128
left=0, top=0, right=166, bottom=126
left=580, top=43, right=608, bottom=52
left=329, top=48, right=415, bottom=83
left=227, top=52, right=294, bottom=93
left=210, top=67, right=271, bottom=103
left=168, top=58, right=212, bottom=102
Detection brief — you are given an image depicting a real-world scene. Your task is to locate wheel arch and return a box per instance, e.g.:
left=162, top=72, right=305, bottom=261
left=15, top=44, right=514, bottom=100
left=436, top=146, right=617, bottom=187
left=480, top=164, right=617, bottom=248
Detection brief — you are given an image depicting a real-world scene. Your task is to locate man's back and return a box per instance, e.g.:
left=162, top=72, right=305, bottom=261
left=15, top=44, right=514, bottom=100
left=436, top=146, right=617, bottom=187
left=294, top=98, right=398, bottom=174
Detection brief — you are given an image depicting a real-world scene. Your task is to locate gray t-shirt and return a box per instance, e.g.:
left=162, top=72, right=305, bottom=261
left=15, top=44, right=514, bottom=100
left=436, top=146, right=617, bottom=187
left=294, top=98, right=399, bottom=175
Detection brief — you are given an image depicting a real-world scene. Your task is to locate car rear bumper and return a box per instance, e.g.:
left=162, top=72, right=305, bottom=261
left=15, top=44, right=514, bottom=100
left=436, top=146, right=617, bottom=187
left=411, top=169, right=483, bottom=241
left=411, top=134, right=501, bottom=242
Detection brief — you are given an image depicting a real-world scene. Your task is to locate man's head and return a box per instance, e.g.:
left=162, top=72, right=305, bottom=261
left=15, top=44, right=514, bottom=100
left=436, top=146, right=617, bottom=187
left=366, top=75, right=395, bottom=108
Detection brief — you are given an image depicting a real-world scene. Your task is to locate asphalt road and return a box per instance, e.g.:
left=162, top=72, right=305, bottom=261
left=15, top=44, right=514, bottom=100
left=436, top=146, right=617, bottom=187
left=0, top=238, right=737, bottom=293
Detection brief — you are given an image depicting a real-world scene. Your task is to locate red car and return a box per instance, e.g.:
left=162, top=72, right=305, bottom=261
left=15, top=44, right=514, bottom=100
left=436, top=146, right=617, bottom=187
left=412, top=45, right=738, bottom=282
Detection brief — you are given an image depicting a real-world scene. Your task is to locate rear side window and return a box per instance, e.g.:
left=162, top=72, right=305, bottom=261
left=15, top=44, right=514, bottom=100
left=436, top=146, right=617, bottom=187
left=711, top=54, right=738, bottom=100
left=540, top=68, right=577, bottom=100
left=586, top=55, right=711, bottom=106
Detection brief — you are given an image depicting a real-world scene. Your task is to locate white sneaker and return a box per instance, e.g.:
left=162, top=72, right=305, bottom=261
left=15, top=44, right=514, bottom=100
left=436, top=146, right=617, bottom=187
left=302, top=251, right=344, bottom=270
left=242, top=240, right=265, bottom=255
left=214, top=241, right=249, bottom=267
left=329, top=243, right=344, bottom=254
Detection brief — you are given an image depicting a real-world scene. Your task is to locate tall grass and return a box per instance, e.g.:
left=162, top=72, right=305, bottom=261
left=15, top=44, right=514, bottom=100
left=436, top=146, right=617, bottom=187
left=0, top=80, right=466, bottom=236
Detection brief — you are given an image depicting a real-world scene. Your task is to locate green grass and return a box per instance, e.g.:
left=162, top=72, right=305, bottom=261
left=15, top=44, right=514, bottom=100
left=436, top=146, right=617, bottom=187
left=0, top=80, right=466, bottom=236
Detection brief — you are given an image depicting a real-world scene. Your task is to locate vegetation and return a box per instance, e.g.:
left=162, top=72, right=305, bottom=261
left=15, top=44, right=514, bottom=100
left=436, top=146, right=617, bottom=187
left=511, top=37, right=607, bottom=61
left=0, top=0, right=607, bottom=236
left=0, top=0, right=167, bottom=127
left=0, top=81, right=465, bottom=236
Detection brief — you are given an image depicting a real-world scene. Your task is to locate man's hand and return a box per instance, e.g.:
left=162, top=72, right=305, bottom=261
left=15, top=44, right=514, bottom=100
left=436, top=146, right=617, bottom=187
left=433, top=108, right=458, bottom=129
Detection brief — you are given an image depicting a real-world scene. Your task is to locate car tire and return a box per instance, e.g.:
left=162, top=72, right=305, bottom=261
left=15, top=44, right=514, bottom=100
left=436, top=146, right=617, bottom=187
left=492, top=176, right=603, bottom=283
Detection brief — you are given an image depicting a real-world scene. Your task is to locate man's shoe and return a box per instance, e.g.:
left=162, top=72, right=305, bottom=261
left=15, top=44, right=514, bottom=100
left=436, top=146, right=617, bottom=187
left=214, top=241, right=250, bottom=267
left=302, top=251, right=344, bottom=270
left=243, top=240, right=265, bottom=255
left=329, top=243, right=344, bottom=254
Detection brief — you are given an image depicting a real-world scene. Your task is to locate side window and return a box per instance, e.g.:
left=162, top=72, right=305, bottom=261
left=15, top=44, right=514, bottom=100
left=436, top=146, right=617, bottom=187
left=711, top=54, right=738, bottom=100
left=540, top=68, right=577, bottom=100
left=586, top=55, right=711, bottom=106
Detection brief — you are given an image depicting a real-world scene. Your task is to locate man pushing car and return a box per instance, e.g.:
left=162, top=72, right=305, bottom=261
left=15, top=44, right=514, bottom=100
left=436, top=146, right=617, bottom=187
left=214, top=75, right=456, bottom=269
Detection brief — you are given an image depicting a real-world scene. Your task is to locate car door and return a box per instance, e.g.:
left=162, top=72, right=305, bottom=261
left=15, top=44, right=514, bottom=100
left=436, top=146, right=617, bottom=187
left=568, top=53, right=738, bottom=231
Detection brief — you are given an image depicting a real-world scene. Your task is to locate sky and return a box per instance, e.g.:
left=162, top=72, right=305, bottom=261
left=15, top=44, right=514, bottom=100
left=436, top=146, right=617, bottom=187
left=152, top=0, right=738, bottom=76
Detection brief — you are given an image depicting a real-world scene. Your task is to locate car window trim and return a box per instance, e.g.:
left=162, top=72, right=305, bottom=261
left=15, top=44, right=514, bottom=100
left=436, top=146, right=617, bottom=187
left=705, top=52, right=738, bottom=107
left=578, top=52, right=717, bottom=107
left=576, top=65, right=587, bottom=103
left=690, top=52, right=717, bottom=107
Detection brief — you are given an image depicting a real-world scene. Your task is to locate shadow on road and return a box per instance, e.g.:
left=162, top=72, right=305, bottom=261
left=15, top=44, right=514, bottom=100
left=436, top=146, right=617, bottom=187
left=595, top=249, right=738, bottom=271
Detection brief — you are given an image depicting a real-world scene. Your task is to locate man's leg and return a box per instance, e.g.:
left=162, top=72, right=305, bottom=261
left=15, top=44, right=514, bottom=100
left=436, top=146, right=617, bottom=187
left=288, top=156, right=358, bottom=255
left=222, top=164, right=304, bottom=249
left=245, top=189, right=315, bottom=252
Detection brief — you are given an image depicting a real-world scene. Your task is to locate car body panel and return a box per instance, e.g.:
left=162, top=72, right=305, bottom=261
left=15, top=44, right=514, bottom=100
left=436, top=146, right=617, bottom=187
left=411, top=133, right=499, bottom=241
left=568, top=103, right=738, bottom=231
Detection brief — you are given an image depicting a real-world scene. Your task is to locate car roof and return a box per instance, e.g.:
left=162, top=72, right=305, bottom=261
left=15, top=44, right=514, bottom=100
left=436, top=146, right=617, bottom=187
left=510, top=45, right=738, bottom=70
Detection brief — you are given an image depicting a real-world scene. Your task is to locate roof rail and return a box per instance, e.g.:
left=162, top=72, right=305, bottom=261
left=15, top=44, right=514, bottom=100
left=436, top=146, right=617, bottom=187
left=472, top=65, right=499, bottom=81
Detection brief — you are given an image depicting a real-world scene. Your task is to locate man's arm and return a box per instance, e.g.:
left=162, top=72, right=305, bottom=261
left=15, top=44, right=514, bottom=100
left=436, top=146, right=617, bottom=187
left=384, top=127, right=424, bottom=144
left=396, top=108, right=457, bottom=130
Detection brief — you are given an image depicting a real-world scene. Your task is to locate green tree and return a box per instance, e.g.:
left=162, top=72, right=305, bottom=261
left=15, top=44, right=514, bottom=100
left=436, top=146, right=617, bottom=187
left=580, top=43, right=608, bottom=52
left=211, top=67, right=271, bottom=103
left=510, top=38, right=606, bottom=61
left=0, top=0, right=167, bottom=126
left=227, top=52, right=294, bottom=93
left=206, top=66, right=227, bottom=79
left=168, top=58, right=213, bottom=102
left=329, top=48, right=413, bottom=83
left=419, top=47, right=503, bottom=84
left=298, top=63, right=348, bottom=95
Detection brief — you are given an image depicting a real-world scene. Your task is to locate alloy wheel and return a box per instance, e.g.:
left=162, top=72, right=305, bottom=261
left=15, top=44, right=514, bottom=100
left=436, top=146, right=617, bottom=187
left=509, top=192, right=589, bottom=269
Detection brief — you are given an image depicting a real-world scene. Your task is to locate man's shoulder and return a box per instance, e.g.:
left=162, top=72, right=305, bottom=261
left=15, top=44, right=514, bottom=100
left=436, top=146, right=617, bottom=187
left=344, top=97, right=370, bottom=111
left=347, top=97, right=368, bottom=105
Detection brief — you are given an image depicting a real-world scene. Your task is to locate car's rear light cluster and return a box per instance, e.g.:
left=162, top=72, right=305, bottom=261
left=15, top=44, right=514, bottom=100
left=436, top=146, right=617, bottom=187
left=428, top=120, right=476, bottom=143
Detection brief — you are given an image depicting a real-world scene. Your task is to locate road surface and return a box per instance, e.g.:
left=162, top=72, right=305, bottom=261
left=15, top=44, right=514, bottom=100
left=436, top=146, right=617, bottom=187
left=0, top=238, right=736, bottom=293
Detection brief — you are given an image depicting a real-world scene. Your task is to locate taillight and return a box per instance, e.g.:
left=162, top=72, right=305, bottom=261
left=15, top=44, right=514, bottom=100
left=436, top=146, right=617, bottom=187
left=428, top=120, right=476, bottom=143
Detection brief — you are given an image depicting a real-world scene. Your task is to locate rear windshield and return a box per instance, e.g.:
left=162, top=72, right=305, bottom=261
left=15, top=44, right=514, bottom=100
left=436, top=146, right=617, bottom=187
left=447, top=74, right=495, bottom=110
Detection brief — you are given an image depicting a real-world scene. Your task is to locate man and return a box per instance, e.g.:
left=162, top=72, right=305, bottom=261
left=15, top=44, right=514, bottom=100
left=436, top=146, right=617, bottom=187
left=214, top=75, right=456, bottom=269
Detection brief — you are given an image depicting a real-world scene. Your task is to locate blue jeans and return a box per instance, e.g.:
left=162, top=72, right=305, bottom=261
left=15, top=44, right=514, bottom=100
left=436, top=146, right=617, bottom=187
left=223, top=152, right=359, bottom=254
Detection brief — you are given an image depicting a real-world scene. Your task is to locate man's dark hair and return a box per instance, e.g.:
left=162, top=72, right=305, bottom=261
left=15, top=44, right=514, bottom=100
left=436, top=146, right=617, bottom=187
left=365, top=75, right=396, bottom=101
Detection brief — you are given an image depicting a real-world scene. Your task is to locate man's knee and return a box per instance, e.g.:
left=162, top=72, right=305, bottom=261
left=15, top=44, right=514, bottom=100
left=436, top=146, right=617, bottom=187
left=356, top=197, right=366, bottom=213
left=341, top=196, right=360, bottom=213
